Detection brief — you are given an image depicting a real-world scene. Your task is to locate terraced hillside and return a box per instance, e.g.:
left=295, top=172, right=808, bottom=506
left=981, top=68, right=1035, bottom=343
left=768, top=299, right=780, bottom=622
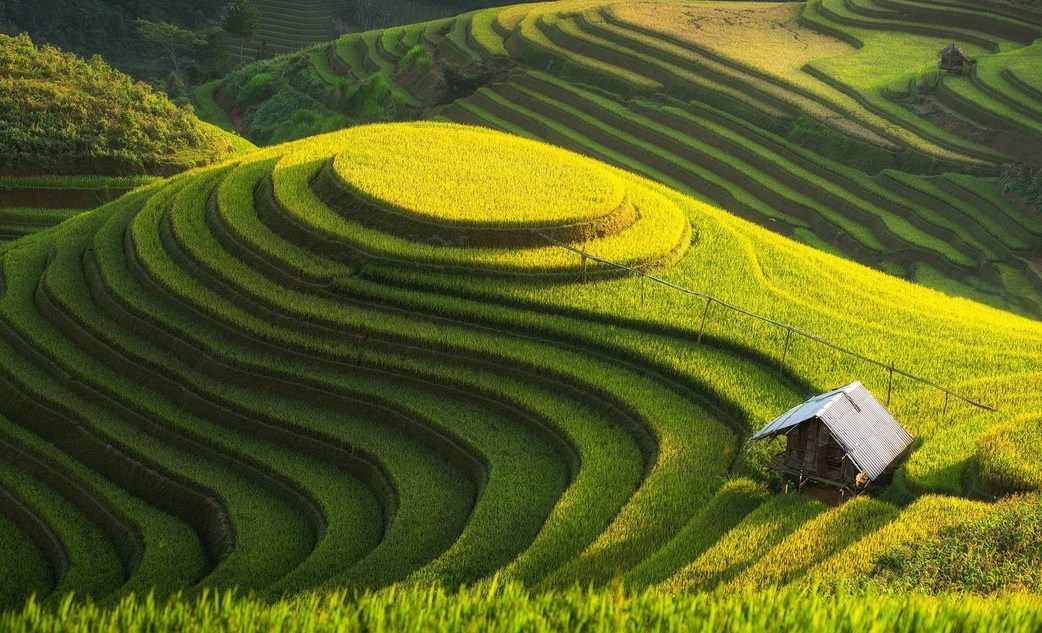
left=200, top=0, right=1042, bottom=317
left=0, top=122, right=1039, bottom=610
left=0, top=176, right=158, bottom=246
left=233, top=0, right=342, bottom=63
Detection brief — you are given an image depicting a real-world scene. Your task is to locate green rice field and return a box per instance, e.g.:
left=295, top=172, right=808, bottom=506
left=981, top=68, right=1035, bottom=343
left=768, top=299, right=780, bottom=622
left=4, top=0, right=1042, bottom=627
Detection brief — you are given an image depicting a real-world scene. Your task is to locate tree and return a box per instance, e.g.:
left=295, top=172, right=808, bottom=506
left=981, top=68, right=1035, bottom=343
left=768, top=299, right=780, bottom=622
left=135, top=19, right=203, bottom=77
left=223, top=0, right=260, bottom=61
left=254, top=40, right=273, bottom=61
left=198, top=28, right=231, bottom=78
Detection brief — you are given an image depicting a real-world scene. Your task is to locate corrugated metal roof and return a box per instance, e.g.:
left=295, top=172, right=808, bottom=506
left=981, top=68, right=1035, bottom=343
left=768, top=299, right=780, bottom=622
left=748, top=383, right=852, bottom=441
left=749, top=381, right=913, bottom=480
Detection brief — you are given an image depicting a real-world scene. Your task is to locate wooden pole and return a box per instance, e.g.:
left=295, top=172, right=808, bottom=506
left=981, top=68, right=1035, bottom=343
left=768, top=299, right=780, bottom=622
left=640, top=274, right=645, bottom=306
left=580, top=253, right=588, bottom=284
left=697, top=297, right=713, bottom=344
left=886, top=364, right=895, bottom=406
left=779, top=329, right=793, bottom=375
left=942, top=392, right=950, bottom=418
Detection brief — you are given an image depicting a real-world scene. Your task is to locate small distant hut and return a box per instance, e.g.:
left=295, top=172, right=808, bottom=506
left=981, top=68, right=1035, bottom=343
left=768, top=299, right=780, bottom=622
left=748, top=381, right=913, bottom=494
left=938, top=43, right=974, bottom=73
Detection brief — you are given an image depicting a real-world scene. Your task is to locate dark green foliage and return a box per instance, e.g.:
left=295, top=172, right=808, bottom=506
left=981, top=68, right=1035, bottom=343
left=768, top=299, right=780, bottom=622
left=242, top=72, right=275, bottom=104
left=348, top=73, right=394, bottom=118
left=254, top=40, right=275, bottom=62
left=0, top=34, right=239, bottom=175
left=135, top=19, right=203, bottom=77
left=784, top=115, right=941, bottom=175
left=199, top=30, right=232, bottom=76
left=286, top=58, right=336, bottom=102
left=215, top=55, right=352, bottom=144
left=0, top=0, right=226, bottom=80
left=250, top=89, right=347, bottom=145
left=399, top=45, right=433, bottom=73
left=224, top=0, right=261, bottom=60
left=221, top=61, right=277, bottom=103
left=1002, top=162, right=1042, bottom=209
left=871, top=494, right=1042, bottom=594
left=223, top=54, right=417, bottom=143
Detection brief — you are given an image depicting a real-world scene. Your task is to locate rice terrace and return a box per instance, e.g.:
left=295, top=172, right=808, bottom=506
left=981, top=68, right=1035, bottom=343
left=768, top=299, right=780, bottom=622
left=1, top=0, right=1042, bottom=629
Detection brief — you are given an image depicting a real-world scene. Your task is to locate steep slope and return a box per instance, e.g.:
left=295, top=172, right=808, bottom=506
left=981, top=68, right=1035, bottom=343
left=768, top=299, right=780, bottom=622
left=0, top=122, right=1038, bottom=606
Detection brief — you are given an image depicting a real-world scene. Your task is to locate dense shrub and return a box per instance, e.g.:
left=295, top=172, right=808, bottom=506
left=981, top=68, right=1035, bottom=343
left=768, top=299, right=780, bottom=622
left=0, top=34, right=239, bottom=175
left=1002, top=162, right=1042, bottom=211
left=250, top=89, right=347, bottom=145
left=242, top=72, right=275, bottom=104
left=399, top=45, right=434, bottom=73
left=347, top=73, right=395, bottom=119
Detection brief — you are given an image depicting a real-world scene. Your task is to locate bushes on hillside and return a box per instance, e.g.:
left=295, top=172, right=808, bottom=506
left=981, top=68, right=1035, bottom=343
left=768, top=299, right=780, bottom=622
left=1002, top=162, right=1042, bottom=212
left=219, top=52, right=423, bottom=145
left=0, top=34, right=237, bottom=175
left=399, top=45, right=434, bottom=73
left=250, top=90, right=348, bottom=145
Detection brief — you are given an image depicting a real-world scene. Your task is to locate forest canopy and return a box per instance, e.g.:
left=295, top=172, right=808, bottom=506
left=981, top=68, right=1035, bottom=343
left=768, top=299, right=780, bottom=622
left=0, top=0, right=228, bottom=80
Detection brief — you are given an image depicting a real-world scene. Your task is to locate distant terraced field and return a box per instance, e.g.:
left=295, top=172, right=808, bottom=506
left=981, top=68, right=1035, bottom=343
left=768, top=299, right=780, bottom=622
left=232, top=0, right=342, bottom=62
left=0, top=121, right=1039, bottom=610
left=201, top=0, right=1042, bottom=317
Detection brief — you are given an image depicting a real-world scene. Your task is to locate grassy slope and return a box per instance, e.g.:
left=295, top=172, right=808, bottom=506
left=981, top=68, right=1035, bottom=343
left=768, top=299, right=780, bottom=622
left=0, top=121, right=1038, bottom=611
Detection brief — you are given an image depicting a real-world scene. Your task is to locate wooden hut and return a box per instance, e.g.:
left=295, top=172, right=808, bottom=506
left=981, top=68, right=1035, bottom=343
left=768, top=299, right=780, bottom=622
left=748, top=381, right=913, bottom=494
left=938, top=43, right=974, bottom=73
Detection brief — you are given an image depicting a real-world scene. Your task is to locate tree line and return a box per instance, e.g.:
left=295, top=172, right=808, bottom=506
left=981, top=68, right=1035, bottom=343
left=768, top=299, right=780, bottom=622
left=0, top=0, right=262, bottom=96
